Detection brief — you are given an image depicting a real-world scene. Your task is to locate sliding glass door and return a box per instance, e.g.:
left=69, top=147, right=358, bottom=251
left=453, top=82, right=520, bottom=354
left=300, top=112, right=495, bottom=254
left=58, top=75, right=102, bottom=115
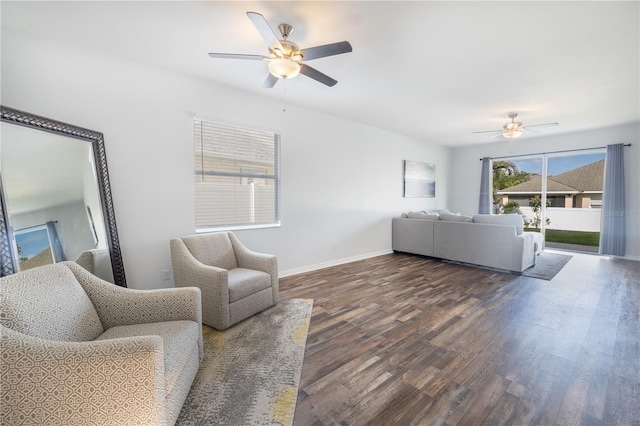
left=493, top=150, right=606, bottom=253
left=543, top=153, right=605, bottom=252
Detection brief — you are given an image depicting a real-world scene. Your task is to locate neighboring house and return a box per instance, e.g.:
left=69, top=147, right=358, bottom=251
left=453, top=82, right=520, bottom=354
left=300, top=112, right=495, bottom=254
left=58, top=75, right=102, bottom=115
left=496, top=159, right=604, bottom=209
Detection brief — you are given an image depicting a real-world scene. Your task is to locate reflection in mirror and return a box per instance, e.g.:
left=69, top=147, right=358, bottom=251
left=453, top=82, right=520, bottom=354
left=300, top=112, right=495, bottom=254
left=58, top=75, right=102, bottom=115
left=0, top=106, right=126, bottom=286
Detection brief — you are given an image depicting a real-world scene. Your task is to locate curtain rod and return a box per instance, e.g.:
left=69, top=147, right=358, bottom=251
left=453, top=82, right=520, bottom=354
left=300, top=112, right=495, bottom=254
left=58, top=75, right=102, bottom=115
left=479, top=143, right=631, bottom=161
left=15, top=221, right=57, bottom=233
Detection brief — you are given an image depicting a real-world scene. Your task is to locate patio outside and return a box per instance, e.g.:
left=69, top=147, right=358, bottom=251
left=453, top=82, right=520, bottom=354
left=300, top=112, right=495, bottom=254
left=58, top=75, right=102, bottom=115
left=492, top=154, right=605, bottom=253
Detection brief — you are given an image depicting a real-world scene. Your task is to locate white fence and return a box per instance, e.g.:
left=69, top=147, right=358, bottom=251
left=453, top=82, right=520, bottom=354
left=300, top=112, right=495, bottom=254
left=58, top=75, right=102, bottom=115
left=519, top=207, right=601, bottom=232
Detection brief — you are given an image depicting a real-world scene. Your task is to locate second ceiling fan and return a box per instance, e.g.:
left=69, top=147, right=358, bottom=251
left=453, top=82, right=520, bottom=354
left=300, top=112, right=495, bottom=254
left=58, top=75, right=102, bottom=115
left=473, top=113, right=559, bottom=139
left=209, top=12, right=352, bottom=88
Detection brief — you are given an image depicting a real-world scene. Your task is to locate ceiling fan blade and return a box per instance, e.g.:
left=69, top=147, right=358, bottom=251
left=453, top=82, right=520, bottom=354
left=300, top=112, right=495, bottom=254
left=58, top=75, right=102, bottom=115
left=472, top=129, right=502, bottom=134
left=524, top=122, right=559, bottom=129
left=299, top=64, right=338, bottom=87
left=246, top=12, right=284, bottom=52
left=208, top=53, right=267, bottom=60
left=524, top=127, right=540, bottom=133
left=263, top=73, right=279, bottom=88
left=299, top=41, right=353, bottom=61
left=490, top=133, right=505, bottom=139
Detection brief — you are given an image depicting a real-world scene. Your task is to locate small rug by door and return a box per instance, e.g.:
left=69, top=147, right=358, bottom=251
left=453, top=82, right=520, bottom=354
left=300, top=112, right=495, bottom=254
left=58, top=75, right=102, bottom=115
left=522, top=252, right=573, bottom=280
left=176, top=298, right=313, bottom=426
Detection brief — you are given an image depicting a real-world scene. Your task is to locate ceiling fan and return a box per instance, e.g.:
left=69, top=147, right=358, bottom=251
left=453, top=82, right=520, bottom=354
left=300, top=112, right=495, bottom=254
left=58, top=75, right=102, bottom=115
left=208, top=12, right=352, bottom=88
left=473, top=113, right=559, bottom=139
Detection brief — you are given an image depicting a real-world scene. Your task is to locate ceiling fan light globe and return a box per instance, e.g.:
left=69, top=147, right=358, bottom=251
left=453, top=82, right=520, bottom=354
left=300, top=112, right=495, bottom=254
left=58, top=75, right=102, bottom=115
left=503, top=130, right=523, bottom=139
left=504, top=122, right=522, bottom=131
left=268, top=58, right=300, bottom=79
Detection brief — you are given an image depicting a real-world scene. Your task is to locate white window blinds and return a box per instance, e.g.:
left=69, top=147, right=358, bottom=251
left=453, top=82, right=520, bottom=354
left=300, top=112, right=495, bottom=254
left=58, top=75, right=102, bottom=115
left=194, top=119, right=280, bottom=231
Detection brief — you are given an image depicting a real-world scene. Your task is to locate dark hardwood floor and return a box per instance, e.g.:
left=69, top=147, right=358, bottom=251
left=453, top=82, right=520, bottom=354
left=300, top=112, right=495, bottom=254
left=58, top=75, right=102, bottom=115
left=279, top=251, right=640, bottom=425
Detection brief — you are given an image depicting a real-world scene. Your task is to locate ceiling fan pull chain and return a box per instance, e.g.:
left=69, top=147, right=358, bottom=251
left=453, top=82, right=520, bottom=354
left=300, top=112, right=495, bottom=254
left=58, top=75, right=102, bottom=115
left=282, top=78, right=287, bottom=112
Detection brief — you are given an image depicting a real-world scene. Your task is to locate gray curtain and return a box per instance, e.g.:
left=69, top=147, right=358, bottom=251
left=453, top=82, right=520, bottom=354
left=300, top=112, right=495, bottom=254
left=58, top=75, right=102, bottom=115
left=478, top=157, right=492, bottom=214
left=46, top=221, right=66, bottom=263
left=599, top=144, right=625, bottom=256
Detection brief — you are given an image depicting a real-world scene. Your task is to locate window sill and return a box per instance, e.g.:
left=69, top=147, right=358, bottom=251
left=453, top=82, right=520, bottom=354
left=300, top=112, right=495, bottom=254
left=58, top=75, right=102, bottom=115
left=196, top=222, right=281, bottom=234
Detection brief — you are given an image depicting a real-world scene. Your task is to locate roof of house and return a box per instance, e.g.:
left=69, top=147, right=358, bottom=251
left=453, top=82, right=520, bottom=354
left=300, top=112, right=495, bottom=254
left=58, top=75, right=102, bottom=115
left=497, top=159, right=604, bottom=194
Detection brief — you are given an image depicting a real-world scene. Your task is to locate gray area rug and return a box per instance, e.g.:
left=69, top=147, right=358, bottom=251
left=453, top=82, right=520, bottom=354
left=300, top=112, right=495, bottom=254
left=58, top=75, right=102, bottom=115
left=523, top=252, right=573, bottom=280
left=176, top=298, right=313, bottom=426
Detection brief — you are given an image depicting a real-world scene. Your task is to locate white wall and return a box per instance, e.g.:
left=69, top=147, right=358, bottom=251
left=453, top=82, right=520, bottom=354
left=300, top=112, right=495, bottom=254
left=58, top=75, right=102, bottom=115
left=450, top=122, right=640, bottom=260
left=1, top=29, right=451, bottom=289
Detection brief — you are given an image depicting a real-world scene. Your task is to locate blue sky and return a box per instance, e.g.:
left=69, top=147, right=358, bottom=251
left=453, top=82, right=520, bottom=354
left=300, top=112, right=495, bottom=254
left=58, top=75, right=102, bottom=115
left=510, top=153, right=606, bottom=177
left=15, top=228, right=51, bottom=259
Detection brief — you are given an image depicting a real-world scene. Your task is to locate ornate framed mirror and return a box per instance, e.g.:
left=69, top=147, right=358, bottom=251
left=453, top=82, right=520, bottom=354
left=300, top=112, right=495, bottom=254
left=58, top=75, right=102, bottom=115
left=0, top=106, right=126, bottom=287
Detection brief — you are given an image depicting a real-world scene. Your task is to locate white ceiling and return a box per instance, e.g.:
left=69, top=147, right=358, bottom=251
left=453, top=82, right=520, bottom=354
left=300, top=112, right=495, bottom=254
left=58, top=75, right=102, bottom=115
left=2, top=1, right=639, bottom=147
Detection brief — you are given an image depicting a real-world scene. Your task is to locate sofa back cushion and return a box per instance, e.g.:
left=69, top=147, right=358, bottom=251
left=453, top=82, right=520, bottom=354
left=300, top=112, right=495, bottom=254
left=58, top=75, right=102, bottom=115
left=181, top=232, right=238, bottom=270
left=473, top=214, right=524, bottom=234
left=0, top=263, right=104, bottom=342
left=440, top=213, right=473, bottom=222
left=406, top=211, right=439, bottom=220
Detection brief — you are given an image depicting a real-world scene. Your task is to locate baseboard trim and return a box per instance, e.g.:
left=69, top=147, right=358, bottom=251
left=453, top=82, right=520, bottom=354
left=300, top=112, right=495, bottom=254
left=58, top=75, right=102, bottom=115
left=279, top=249, right=393, bottom=278
left=544, top=248, right=640, bottom=262
left=621, top=254, right=640, bottom=262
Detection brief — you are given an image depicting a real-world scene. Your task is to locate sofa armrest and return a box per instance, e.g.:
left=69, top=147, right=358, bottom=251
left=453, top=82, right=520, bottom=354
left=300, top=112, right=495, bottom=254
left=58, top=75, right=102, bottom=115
left=64, top=262, right=203, bottom=355
left=170, top=238, right=231, bottom=330
left=512, top=233, right=536, bottom=272
left=392, top=217, right=436, bottom=256
left=229, top=233, right=279, bottom=300
left=1, top=326, right=167, bottom=425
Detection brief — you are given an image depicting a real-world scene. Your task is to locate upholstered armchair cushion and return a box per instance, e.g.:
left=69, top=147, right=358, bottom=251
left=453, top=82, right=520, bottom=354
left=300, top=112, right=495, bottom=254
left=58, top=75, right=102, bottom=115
left=180, top=233, right=238, bottom=270
left=171, top=231, right=278, bottom=330
left=67, top=262, right=203, bottom=339
left=1, top=262, right=203, bottom=426
left=227, top=268, right=272, bottom=302
left=1, top=263, right=104, bottom=342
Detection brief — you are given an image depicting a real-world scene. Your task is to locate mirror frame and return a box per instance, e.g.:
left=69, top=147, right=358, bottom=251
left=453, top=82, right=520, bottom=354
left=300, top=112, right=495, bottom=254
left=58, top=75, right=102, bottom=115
left=0, top=105, right=127, bottom=287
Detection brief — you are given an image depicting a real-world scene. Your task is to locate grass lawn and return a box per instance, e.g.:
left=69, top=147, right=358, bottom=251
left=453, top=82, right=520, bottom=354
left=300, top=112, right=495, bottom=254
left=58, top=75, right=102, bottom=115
left=525, top=228, right=600, bottom=246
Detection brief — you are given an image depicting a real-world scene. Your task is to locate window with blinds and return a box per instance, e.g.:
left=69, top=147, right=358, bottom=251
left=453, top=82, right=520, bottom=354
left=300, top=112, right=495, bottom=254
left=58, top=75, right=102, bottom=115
left=194, top=119, right=280, bottom=231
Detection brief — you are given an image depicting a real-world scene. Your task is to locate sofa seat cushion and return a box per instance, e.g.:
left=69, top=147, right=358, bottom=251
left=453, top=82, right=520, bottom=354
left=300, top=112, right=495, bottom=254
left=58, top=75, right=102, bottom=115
left=228, top=268, right=272, bottom=303
left=96, top=320, right=199, bottom=395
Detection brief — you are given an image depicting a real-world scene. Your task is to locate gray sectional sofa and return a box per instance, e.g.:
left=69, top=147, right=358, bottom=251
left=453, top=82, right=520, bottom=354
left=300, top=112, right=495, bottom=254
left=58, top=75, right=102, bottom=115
left=392, top=212, right=539, bottom=273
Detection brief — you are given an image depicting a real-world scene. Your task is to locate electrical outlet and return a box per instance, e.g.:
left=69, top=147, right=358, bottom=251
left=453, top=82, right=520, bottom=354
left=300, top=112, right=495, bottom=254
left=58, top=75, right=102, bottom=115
left=162, top=270, right=171, bottom=281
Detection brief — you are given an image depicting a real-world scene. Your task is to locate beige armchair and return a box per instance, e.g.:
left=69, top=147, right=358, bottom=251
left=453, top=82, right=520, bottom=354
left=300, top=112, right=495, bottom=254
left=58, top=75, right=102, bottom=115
left=170, top=232, right=278, bottom=330
left=75, top=247, right=115, bottom=282
left=0, top=262, right=202, bottom=426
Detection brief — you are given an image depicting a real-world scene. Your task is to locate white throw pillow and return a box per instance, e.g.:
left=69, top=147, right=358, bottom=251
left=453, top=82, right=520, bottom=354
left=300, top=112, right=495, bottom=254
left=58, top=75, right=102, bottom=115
left=407, top=211, right=439, bottom=220
left=406, top=211, right=427, bottom=219
left=440, top=213, right=473, bottom=222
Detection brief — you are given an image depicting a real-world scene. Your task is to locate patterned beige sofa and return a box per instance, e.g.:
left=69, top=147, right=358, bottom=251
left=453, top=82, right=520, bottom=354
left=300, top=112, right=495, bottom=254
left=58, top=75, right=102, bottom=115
left=0, top=262, right=202, bottom=425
